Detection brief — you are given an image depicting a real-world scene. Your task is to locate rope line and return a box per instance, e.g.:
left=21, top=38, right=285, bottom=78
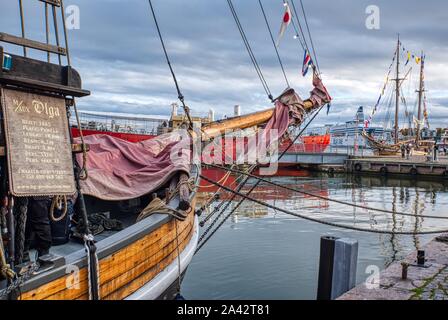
left=258, top=0, right=290, bottom=88
left=284, top=0, right=319, bottom=76
left=199, top=174, right=448, bottom=236
left=283, top=1, right=308, bottom=54
left=208, top=164, right=448, bottom=220
left=226, top=0, right=273, bottom=101
left=284, top=0, right=306, bottom=52
left=148, top=0, right=194, bottom=128
left=197, top=104, right=325, bottom=250
left=199, top=103, right=323, bottom=232
left=294, top=0, right=320, bottom=74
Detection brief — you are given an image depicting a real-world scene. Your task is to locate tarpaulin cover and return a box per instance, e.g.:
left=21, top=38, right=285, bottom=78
left=77, top=74, right=330, bottom=201
left=76, top=132, right=191, bottom=201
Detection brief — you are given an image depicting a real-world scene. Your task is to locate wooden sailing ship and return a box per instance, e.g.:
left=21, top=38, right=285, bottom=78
left=362, top=36, right=432, bottom=156
left=0, top=1, right=329, bottom=300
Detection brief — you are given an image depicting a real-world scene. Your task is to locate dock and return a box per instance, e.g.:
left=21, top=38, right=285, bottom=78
left=338, top=234, right=448, bottom=300
left=346, top=155, right=448, bottom=177
left=279, top=152, right=349, bottom=173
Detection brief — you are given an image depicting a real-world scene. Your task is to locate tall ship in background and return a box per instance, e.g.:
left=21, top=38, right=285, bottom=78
left=361, top=36, right=434, bottom=155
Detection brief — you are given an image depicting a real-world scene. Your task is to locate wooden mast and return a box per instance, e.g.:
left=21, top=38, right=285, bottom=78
left=393, top=35, right=400, bottom=144
left=415, top=51, right=424, bottom=144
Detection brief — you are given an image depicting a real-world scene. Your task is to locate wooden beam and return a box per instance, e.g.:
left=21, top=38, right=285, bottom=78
left=201, top=100, right=314, bottom=141
left=0, top=74, right=90, bottom=97
left=0, top=32, right=66, bottom=55
left=178, top=173, right=191, bottom=211
left=38, top=0, right=61, bottom=7
left=0, top=53, right=90, bottom=97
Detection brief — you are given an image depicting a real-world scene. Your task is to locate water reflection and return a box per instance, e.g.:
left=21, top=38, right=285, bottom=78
left=184, top=171, right=448, bottom=299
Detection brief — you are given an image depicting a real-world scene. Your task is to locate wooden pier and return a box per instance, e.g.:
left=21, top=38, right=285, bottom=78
left=346, top=155, right=448, bottom=178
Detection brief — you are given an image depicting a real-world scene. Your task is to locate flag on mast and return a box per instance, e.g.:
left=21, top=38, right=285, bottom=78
left=302, top=49, right=313, bottom=76
left=276, top=2, right=292, bottom=47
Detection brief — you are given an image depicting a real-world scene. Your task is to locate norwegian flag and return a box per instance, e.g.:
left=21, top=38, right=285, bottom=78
left=302, top=50, right=313, bottom=76
left=276, top=2, right=292, bottom=47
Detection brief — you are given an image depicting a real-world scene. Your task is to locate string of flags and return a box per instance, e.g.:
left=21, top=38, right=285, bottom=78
left=401, top=42, right=424, bottom=66
left=365, top=42, right=428, bottom=129
left=274, top=1, right=317, bottom=78
left=364, top=51, right=397, bottom=128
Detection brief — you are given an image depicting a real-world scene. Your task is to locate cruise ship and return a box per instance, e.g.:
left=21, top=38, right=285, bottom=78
left=306, top=107, right=392, bottom=150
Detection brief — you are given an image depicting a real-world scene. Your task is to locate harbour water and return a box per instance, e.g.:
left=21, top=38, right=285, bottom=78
left=182, top=172, right=448, bottom=299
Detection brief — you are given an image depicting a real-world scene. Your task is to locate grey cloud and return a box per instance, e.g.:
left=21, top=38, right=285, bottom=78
left=0, top=0, right=447, bottom=127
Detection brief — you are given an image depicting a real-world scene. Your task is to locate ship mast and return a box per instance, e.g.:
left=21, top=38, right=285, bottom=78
left=415, top=51, right=425, bottom=144
left=393, top=35, right=401, bottom=144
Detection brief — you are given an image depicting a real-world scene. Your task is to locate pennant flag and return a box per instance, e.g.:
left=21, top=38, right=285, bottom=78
left=364, top=119, right=370, bottom=128
left=375, top=95, right=381, bottom=107
left=405, top=51, right=411, bottom=66
left=276, top=2, right=292, bottom=47
left=415, top=56, right=421, bottom=64
left=302, top=50, right=313, bottom=76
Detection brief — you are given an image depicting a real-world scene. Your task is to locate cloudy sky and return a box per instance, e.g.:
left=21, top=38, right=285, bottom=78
left=1, top=0, right=447, bottom=128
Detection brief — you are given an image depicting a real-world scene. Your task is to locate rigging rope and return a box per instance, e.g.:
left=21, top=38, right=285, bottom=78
left=197, top=103, right=326, bottom=252
left=199, top=174, right=448, bottom=236
left=148, top=0, right=194, bottom=128
left=293, top=0, right=320, bottom=74
left=199, top=102, right=323, bottom=232
left=284, top=0, right=306, bottom=52
left=226, top=0, right=273, bottom=101
left=283, top=0, right=316, bottom=75
left=208, top=164, right=448, bottom=220
left=258, top=0, right=290, bottom=88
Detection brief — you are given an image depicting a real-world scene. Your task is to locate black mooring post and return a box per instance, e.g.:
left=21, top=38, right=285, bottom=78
left=317, top=236, right=359, bottom=300
left=417, top=250, right=425, bottom=266
left=317, top=236, right=337, bottom=300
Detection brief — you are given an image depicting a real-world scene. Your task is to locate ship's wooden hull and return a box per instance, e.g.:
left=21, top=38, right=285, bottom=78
left=19, top=203, right=197, bottom=300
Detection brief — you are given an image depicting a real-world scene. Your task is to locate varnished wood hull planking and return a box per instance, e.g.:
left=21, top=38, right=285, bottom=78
left=20, top=211, right=196, bottom=300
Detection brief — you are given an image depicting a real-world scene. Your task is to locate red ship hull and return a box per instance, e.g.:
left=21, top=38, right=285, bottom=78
left=71, top=128, right=156, bottom=143
left=71, top=128, right=330, bottom=188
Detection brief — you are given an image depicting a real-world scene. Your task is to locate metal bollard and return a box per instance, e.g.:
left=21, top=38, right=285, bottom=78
left=401, top=262, right=409, bottom=280
left=317, top=236, right=359, bottom=300
left=417, top=250, right=425, bottom=266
